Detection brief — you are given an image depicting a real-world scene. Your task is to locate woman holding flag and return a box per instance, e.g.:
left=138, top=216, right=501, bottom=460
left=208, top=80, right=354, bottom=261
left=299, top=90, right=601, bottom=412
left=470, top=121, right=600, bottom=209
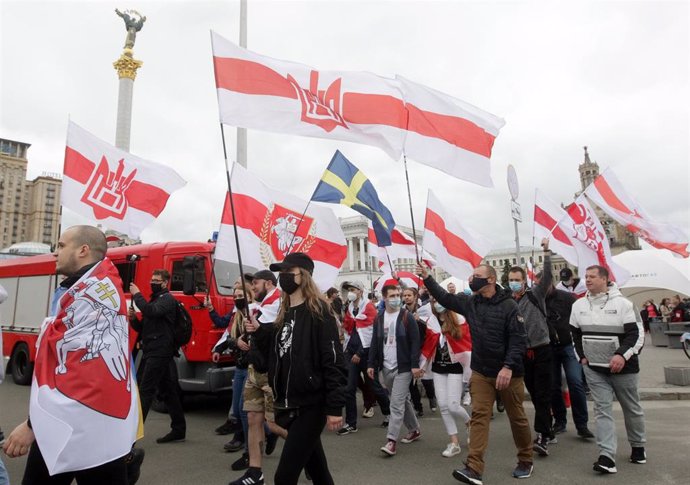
left=419, top=299, right=471, bottom=458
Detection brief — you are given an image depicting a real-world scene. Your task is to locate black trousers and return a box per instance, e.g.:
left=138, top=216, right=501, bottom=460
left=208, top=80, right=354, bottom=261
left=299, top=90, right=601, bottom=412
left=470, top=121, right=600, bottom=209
left=274, top=406, right=334, bottom=485
left=523, top=345, right=554, bottom=437
left=22, top=442, right=127, bottom=485
left=138, top=356, right=186, bottom=434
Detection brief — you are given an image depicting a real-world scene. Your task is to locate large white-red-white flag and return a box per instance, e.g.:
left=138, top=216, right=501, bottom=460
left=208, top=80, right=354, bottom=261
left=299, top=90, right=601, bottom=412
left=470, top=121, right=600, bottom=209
left=367, top=224, right=436, bottom=274
left=31, top=258, right=140, bottom=475
left=533, top=189, right=630, bottom=284
left=396, top=76, right=504, bottom=187
left=422, top=190, right=493, bottom=279
left=584, top=168, right=689, bottom=258
left=63, top=121, right=186, bottom=238
left=215, top=163, right=347, bottom=291
left=565, top=195, right=630, bottom=284
left=533, top=189, right=580, bottom=266
left=211, top=32, right=504, bottom=187
left=374, top=271, right=424, bottom=294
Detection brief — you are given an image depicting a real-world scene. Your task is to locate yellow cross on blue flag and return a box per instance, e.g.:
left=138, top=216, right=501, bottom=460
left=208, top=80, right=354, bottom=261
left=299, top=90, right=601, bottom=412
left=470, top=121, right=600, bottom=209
left=312, top=150, right=396, bottom=247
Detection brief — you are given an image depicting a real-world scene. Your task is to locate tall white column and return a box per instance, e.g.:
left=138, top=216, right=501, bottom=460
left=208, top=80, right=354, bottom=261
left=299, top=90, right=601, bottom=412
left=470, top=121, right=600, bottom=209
left=348, top=238, right=354, bottom=271
left=359, top=237, right=366, bottom=271
left=113, top=49, right=143, bottom=152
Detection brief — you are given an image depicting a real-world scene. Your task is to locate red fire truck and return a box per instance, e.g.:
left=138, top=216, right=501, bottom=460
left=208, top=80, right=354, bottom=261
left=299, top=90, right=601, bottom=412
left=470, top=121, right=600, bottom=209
left=0, top=241, right=242, bottom=396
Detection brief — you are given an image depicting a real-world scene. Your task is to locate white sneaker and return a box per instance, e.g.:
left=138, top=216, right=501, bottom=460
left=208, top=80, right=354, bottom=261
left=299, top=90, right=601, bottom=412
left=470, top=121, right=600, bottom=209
left=462, top=393, right=472, bottom=406
left=442, top=442, right=462, bottom=458
left=362, top=407, right=375, bottom=418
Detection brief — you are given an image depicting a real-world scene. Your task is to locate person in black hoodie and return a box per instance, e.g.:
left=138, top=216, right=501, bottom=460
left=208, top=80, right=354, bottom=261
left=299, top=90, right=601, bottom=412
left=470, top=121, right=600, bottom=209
left=251, top=253, right=346, bottom=485
left=419, top=262, right=533, bottom=485
left=129, top=269, right=186, bottom=444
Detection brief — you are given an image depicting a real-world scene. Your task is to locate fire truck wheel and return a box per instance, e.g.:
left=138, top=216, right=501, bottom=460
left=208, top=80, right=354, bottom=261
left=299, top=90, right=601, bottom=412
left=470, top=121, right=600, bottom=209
left=11, top=343, right=33, bottom=386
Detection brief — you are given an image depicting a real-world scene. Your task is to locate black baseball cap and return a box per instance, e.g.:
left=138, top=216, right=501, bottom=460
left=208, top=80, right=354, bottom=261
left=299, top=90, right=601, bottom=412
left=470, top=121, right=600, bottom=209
left=269, top=252, right=315, bottom=275
left=249, top=269, right=277, bottom=285
left=560, top=268, right=573, bottom=281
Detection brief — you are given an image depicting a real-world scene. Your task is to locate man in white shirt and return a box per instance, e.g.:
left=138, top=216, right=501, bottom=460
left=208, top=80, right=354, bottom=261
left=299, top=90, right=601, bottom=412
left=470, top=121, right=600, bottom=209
left=367, top=285, right=421, bottom=457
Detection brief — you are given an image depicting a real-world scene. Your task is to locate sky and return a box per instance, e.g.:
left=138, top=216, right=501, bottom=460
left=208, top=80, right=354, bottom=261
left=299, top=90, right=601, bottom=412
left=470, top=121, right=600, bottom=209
left=1, top=0, right=688, bottom=251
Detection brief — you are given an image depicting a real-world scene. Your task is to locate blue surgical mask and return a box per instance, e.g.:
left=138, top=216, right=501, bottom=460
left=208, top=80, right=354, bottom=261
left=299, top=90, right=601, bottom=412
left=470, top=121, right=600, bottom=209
left=387, top=297, right=402, bottom=309
left=433, top=303, right=446, bottom=313
left=509, top=281, right=524, bottom=293
left=463, top=288, right=472, bottom=295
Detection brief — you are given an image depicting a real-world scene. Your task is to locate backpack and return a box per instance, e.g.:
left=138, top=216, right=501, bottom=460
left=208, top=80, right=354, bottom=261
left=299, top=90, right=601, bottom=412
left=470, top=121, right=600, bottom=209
left=172, top=300, right=193, bottom=348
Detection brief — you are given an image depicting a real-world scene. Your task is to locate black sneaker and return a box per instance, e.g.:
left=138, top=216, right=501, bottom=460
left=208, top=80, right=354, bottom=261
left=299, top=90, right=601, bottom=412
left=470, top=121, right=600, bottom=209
left=0, top=428, right=5, bottom=447
left=533, top=433, right=549, bottom=456
left=452, top=466, right=483, bottom=485
left=125, top=447, right=145, bottom=485
left=265, top=433, right=279, bottom=455
left=630, top=447, right=646, bottom=464
left=216, top=418, right=240, bottom=435
left=496, top=398, right=505, bottom=413
left=512, top=461, right=534, bottom=479
left=577, top=427, right=594, bottom=439
left=380, top=417, right=390, bottom=428
left=229, top=469, right=264, bottom=485
left=156, top=431, right=185, bottom=444
left=552, top=422, right=566, bottom=434
left=231, top=452, right=250, bottom=471
left=224, top=437, right=245, bottom=453
left=593, top=455, right=617, bottom=474
left=429, top=398, right=438, bottom=412
left=336, top=424, right=358, bottom=436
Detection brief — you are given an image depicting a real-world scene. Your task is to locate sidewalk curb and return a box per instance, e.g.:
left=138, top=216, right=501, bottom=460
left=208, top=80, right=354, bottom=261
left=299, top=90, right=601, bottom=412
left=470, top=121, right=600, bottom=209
left=639, top=388, right=690, bottom=400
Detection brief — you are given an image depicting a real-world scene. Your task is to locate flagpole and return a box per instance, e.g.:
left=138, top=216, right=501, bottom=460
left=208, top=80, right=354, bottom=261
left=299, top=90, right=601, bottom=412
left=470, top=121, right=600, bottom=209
left=219, top=123, right=250, bottom=318
left=402, top=153, right=421, bottom=263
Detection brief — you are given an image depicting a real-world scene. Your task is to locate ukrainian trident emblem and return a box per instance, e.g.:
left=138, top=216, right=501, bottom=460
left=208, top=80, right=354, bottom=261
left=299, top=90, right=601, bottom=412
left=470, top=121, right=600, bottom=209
left=259, top=204, right=316, bottom=267
left=81, top=156, right=137, bottom=220
left=287, top=70, right=348, bottom=132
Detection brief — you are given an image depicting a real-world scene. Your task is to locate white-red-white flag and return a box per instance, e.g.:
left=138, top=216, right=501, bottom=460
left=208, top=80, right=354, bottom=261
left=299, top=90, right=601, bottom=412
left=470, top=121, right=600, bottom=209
left=367, top=224, right=435, bottom=274
left=584, top=168, right=689, bottom=258
left=215, top=162, right=347, bottom=291
left=422, top=190, right=493, bottom=279
left=30, top=258, right=140, bottom=475
left=62, top=121, right=186, bottom=238
left=526, top=260, right=535, bottom=288
left=211, top=33, right=504, bottom=187
left=374, top=271, right=424, bottom=294
left=211, top=32, right=406, bottom=160
left=565, top=196, right=630, bottom=284
left=533, top=189, right=580, bottom=266
left=396, top=76, right=505, bottom=187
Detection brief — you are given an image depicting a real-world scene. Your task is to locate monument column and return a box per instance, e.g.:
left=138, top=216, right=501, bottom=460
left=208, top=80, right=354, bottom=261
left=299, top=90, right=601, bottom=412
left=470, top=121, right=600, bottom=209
left=347, top=238, right=355, bottom=271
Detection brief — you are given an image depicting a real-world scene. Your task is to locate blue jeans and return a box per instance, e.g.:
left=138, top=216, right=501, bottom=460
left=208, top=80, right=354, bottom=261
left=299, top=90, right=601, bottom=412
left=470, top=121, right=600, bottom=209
left=233, top=367, right=250, bottom=449
left=0, top=455, right=8, bottom=485
left=551, top=344, right=589, bottom=430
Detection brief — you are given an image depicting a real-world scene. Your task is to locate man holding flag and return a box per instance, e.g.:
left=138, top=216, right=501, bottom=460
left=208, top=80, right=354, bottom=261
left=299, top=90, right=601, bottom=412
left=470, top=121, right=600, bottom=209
left=3, top=225, right=141, bottom=484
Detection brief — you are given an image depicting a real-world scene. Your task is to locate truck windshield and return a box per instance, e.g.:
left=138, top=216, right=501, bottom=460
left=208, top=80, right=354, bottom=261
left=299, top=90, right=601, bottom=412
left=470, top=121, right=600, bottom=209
left=213, top=259, right=259, bottom=296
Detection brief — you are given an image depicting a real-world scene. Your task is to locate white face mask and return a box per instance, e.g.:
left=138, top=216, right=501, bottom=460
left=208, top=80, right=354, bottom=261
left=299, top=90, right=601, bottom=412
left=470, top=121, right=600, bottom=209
left=433, top=302, right=446, bottom=314
left=347, top=291, right=358, bottom=302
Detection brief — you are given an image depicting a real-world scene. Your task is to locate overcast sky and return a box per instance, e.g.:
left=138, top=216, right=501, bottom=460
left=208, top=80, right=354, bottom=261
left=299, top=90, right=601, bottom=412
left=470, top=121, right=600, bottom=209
left=1, top=0, right=688, bottom=251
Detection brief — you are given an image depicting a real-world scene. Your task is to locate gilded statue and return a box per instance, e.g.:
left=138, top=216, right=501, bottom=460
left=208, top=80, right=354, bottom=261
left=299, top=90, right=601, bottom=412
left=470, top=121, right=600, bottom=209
left=115, top=8, right=146, bottom=50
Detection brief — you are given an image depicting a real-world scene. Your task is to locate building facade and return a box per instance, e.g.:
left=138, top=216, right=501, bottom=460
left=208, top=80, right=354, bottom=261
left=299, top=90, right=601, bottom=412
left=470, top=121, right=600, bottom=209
left=483, top=246, right=569, bottom=281
left=0, top=138, right=62, bottom=249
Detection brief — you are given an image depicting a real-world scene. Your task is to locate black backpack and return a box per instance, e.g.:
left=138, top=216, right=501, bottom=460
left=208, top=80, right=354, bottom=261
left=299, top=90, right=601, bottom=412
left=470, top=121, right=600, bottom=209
left=172, top=300, right=193, bottom=348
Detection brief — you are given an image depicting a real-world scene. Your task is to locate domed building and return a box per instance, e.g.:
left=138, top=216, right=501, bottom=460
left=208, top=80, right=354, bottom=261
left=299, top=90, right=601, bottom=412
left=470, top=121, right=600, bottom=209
left=0, top=241, right=52, bottom=259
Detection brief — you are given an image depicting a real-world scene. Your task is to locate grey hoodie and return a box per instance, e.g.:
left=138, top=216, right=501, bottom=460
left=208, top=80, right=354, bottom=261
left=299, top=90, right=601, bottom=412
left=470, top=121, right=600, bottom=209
left=515, top=253, right=552, bottom=349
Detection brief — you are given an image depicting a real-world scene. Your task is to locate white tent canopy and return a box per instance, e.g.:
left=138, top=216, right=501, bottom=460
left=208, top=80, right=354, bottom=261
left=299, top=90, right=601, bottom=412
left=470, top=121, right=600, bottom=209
left=613, top=249, right=690, bottom=306
left=440, top=276, right=470, bottom=293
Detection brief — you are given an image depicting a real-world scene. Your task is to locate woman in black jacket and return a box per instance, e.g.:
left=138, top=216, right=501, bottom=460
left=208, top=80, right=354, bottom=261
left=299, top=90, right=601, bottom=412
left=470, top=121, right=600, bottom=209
left=257, top=253, right=347, bottom=485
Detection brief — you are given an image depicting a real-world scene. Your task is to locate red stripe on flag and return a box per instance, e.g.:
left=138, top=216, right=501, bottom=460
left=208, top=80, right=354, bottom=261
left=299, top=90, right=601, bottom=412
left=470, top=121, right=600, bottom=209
left=213, top=57, right=297, bottom=99
left=534, top=205, right=573, bottom=247
left=424, top=208, right=483, bottom=267
left=342, top=92, right=408, bottom=129
left=64, top=147, right=171, bottom=217
left=592, top=175, right=633, bottom=215
left=406, top=103, right=496, bottom=158
left=221, top=193, right=347, bottom=267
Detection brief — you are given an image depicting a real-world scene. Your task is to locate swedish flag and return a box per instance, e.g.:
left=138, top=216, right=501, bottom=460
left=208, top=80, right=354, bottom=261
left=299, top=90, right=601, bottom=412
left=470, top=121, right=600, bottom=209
left=312, top=150, right=396, bottom=247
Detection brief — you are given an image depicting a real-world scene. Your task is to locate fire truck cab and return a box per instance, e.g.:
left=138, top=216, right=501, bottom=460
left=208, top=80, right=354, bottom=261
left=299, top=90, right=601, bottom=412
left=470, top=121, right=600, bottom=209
left=0, top=241, right=243, bottom=396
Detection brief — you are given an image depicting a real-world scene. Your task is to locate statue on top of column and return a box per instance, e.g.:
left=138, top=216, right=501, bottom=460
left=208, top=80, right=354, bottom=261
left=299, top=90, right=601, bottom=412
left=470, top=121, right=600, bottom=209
left=115, top=8, right=146, bottom=50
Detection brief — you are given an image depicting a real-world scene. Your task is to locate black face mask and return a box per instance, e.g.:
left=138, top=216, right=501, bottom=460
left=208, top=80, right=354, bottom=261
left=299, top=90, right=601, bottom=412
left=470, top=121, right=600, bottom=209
left=150, top=283, right=163, bottom=293
left=279, top=273, right=300, bottom=295
left=234, top=298, right=247, bottom=311
left=469, top=277, right=489, bottom=292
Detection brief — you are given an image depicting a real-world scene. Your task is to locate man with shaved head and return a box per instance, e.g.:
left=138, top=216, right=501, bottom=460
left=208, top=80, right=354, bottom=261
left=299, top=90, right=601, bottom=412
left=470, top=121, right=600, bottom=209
left=419, top=262, right=532, bottom=485
left=3, top=225, right=144, bottom=484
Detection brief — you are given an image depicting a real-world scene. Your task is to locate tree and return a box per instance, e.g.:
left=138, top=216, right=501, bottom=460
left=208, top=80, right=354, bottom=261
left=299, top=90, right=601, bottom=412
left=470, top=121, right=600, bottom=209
left=500, top=259, right=511, bottom=288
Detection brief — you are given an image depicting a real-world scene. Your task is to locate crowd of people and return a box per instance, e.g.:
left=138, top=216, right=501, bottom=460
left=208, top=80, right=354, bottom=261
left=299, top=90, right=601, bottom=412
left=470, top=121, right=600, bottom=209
left=0, top=228, right=652, bottom=485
